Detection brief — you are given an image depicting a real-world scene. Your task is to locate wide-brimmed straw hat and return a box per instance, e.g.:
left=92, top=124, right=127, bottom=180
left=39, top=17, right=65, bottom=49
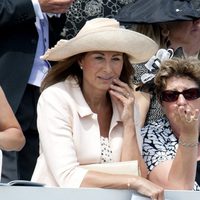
left=41, top=18, right=158, bottom=64
left=115, top=0, right=200, bottom=24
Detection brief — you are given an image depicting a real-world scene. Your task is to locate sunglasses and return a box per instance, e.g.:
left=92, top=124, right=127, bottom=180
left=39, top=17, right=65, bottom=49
left=161, top=88, right=200, bottom=102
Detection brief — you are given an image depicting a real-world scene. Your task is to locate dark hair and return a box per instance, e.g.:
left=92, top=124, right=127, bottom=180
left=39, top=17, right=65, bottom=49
left=154, top=57, right=200, bottom=101
left=41, top=53, right=134, bottom=92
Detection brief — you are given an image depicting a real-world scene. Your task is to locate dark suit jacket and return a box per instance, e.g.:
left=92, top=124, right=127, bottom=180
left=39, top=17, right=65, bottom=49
left=0, top=0, right=66, bottom=182
left=0, top=0, right=66, bottom=113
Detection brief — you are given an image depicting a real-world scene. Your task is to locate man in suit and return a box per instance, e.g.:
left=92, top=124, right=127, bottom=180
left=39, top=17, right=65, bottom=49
left=0, top=0, right=74, bottom=182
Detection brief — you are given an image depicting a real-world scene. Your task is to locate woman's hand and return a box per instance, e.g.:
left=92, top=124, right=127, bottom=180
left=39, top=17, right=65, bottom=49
left=109, top=79, right=135, bottom=123
left=132, top=176, right=164, bottom=200
left=109, top=80, right=148, bottom=174
left=174, top=104, right=199, bottom=138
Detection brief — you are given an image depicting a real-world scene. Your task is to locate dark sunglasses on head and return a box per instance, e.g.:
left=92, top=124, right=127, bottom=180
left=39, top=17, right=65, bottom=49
left=161, top=88, right=200, bottom=102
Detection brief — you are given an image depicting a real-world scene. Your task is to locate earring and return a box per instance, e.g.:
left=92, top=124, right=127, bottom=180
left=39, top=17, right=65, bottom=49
left=161, top=29, right=171, bottom=48
left=80, top=64, right=83, bottom=70
left=161, top=29, right=169, bottom=37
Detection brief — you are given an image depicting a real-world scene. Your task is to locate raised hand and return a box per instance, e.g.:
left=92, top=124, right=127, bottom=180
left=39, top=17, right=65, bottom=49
left=174, top=104, right=199, bottom=136
left=109, top=78, right=135, bottom=123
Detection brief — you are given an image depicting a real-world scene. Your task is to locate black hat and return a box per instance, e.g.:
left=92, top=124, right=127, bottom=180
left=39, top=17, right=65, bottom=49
left=115, top=0, right=200, bottom=24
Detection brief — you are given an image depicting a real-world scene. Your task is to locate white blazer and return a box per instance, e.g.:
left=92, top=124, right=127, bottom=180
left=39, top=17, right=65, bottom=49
left=32, top=78, right=142, bottom=187
left=0, top=150, right=2, bottom=181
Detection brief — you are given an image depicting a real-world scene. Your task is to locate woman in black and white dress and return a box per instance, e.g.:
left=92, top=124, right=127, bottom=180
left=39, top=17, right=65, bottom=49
left=142, top=58, right=200, bottom=191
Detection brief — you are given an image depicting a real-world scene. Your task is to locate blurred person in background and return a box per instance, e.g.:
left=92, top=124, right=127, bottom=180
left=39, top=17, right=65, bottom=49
left=62, top=0, right=136, bottom=39
left=0, top=0, right=74, bottom=182
left=0, top=86, right=25, bottom=182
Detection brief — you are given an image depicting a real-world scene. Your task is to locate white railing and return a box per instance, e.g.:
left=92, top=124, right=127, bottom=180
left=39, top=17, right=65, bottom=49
left=0, top=186, right=199, bottom=200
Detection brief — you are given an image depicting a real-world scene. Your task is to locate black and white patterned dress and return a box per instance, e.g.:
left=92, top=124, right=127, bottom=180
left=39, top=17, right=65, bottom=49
left=133, top=63, right=164, bottom=126
left=141, top=117, right=200, bottom=191
left=62, top=0, right=136, bottom=39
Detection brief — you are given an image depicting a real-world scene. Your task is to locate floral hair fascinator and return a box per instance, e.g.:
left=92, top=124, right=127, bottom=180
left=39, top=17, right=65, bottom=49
left=136, top=48, right=174, bottom=93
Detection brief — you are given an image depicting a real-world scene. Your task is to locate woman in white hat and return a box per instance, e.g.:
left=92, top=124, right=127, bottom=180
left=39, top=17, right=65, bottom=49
left=31, top=18, right=164, bottom=199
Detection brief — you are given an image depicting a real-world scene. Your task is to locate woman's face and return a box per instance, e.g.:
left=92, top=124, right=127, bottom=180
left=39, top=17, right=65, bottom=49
left=162, top=76, right=200, bottom=123
left=167, top=19, right=200, bottom=46
left=79, top=51, right=123, bottom=93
